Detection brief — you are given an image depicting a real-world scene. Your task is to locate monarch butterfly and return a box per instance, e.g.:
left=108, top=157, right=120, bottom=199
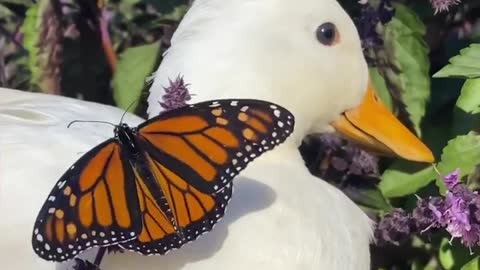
left=32, top=99, right=295, bottom=262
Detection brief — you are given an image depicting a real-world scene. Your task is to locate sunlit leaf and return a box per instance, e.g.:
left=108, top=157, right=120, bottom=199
left=379, top=160, right=435, bottom=198
left=113, top=42, right=161, bottom=111
left=370, top=67, right=393, bottom=112
left=436, top=132, right=480, bottom=194
left=378, top=3, right=431, bottom=136
left=461, top=257, right=480, bottom=270
left=434, top=44, right=480, bottom=79
left=439, top=238, right=477, bottom=270
left=452, top=78, right=480, bottom=136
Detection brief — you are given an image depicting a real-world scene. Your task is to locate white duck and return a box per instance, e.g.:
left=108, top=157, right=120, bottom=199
left=0, top=0, right=434, bottom=269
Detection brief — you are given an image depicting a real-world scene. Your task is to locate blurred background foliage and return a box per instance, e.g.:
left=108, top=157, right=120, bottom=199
left=1, top=0, right=480, bottom=269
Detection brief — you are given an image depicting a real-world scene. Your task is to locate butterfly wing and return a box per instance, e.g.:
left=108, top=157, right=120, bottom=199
left=137, top=99, right=295, bottom=193
left=115, top=99, right=293, bottom=254
left=32, top=140, right=142, bottom=262
left=118, top=155, right=233, bottom=254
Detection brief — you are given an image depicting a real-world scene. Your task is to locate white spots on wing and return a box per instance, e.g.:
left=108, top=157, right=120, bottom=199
left=81, top=234, right=87, bottom=239
left=99, top=232, right=106, bottom=237
left=277, top=121, right=284, bottom=128
left=34, top=228, right=39, bottom=235
left=44, top=243, right=51, bottom=251
left=272, top=132, right=277, bottom=138
left=209, top=101, right=221, bottom=108
left=245, top=145, right=252, bottom=152
left=130, top=232, right=136, bottom=237
left=232, top=159, right=238, bottom=165
left=57, top=180, right=66, bottom=189
left=249, top=153, right=256, bottom=158
left=270, top=105, right=278, bottom=109
left=240, top=106, right=249, bottom=112
left=273, top=110, right=281, bottom=118
left=48, top=208, right=55, bottom=214
left=261, top=140, right=267, bottom=145
left=91, top=230, right=96, bottom=236
left=68, top=245, right=74, bottom=249
left=48, top=196, right=56, bottom=202
left=36, top=234, right=43, bottom=242
left=236, top=152, right=243, bottom=157
left=236, top=166, right=242, bottom=171
left=57, top=247, right=63, bottom=254
left=86, top=242, right=91, bottom=247
left=230, top=101, right=238, bottom=106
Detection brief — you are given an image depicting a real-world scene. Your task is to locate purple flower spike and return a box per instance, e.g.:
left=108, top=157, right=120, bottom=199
left=374, top=209, right=413, bottom=246
left=413, top=197, right=446, bottom=231
left=443, top=168, right=460, bottom=189
left=159, top=75, right=192, bottom=112
left=430, top=0, right=461, bottom=14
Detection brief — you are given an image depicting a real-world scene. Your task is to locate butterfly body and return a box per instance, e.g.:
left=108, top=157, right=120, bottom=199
left=32, top=99, right=294, bottom=262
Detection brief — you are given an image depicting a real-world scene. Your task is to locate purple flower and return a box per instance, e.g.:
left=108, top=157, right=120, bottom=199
left=374, top=209, right=413, bottom=246
left=159, top=75, right=192, bottom=112
left=430, top=0, right=461, bottom=14
left=443, top=168, right=460, bottom=189
left=412, top=197, right=446, bottom=231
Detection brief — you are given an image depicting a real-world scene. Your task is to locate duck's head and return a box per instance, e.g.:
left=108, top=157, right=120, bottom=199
left=149, top=0, right=434, bottom=163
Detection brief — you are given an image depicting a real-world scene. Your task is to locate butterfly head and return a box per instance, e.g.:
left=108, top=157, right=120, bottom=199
left=114, top=123, right=139, bottom=155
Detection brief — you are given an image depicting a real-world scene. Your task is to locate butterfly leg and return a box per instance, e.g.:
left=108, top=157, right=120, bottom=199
left=72, top=259, right=100, bottom=270
left=72, top=247, right=107, bottom=270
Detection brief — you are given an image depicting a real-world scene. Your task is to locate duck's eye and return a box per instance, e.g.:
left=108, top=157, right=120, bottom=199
left=316, top=22, right=338, bottom=46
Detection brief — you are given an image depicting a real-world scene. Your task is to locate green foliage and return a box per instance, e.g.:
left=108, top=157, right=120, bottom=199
left=452, top=78, right=480, bottom=136
left=112, top=42, right=161, bottom=111
left=434, top=44, right=480, bottom=79
left=370, top=67, right=393, bottom=112
left=439, top=239, right=477, bottom=270
left=461, top=257, right=480, bottom=270
left=379, top=160, right=435, bottom=198
left=20, top=3, right=41, bottom=89
left=436, top=132, right=480, bottom=194
left=378, top=3, right=431, bottom=136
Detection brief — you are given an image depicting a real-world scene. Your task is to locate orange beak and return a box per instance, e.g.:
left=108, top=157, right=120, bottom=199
left=331, top=80, right=434, bottom=163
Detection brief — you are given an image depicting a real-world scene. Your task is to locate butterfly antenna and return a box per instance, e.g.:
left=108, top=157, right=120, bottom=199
left=67, top=120, right=117, bottom=128
left=119, top=95, right=144, bottom=125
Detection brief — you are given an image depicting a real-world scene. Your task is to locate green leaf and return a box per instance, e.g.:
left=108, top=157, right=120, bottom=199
left=433, top=44, right=480, bottom=79
left=439, top=238, right=477, bottom=270
left=379, top=160, right=435, bottom=198
left=436, top=132, right=480, bottom=194
left=0, top=0, right=34, bottom=6
left=21, top=2, right=43, bottom=89
left=461, top=257, right=480, bottom=270
left=113, top=42, right=161, bottom=112
left=378, top=3, right=431, bottom=136
left=452, top=78, right=480, bottom=137
left=370, top=67, right=393, bottom=112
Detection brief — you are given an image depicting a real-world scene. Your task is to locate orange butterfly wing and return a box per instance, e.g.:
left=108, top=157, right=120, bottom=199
left=138, top=99, right=294, bottom=194
left=32, top=140, right=142, bottom=261
left=116, top=99, right=294, bottom=254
